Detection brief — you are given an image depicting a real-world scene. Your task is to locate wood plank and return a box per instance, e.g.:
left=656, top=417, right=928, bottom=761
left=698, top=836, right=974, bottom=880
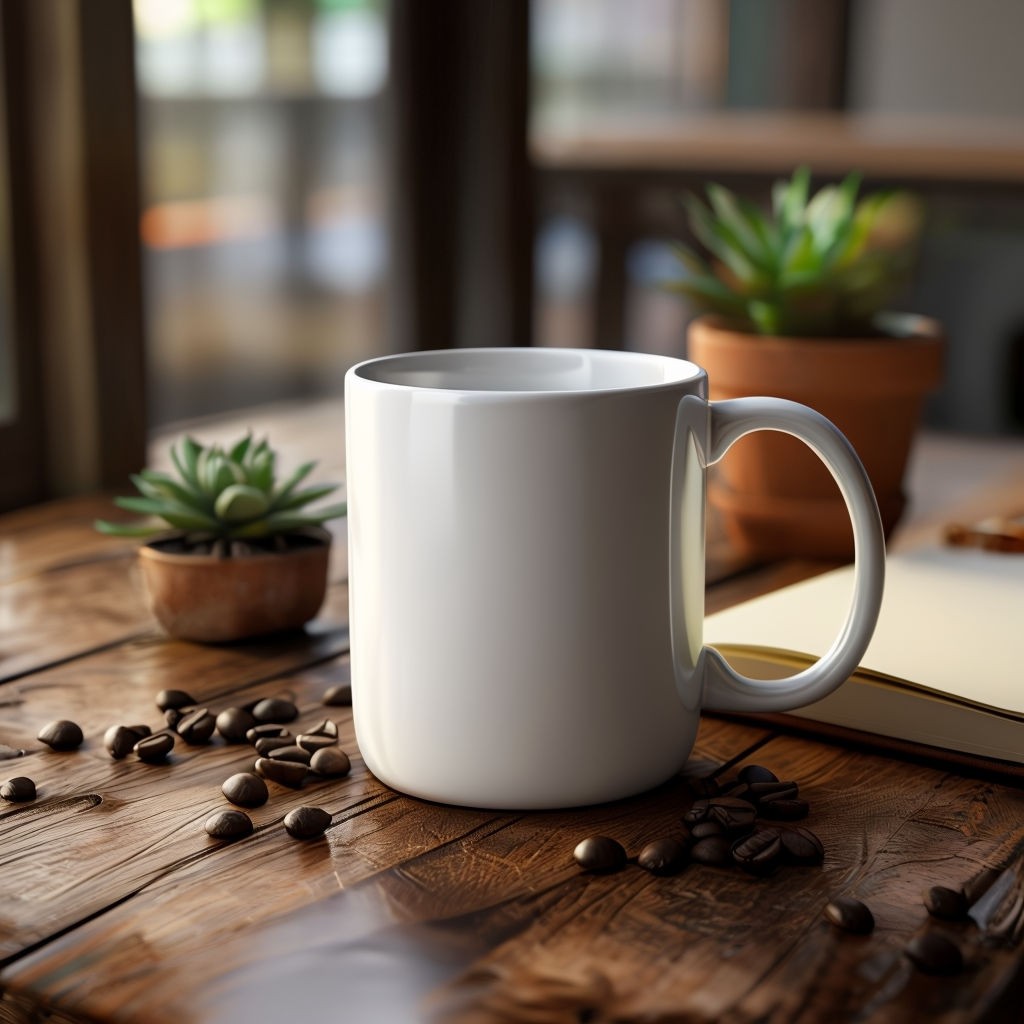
left=0, top=708, right=766, bottom=1018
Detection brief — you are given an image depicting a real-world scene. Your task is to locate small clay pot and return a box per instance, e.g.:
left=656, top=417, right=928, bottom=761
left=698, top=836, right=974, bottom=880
left=138, top=530, right=330, bottom=642
left=688, top=313, right=944, bottom=560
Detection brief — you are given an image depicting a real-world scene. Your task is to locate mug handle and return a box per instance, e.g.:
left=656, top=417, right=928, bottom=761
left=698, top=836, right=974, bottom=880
left=675, top=394, right=886, bottom=713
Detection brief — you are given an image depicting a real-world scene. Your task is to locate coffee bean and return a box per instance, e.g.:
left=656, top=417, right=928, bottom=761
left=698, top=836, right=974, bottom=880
left=714, top=779, right=752, bottom=801
left=205, top=809, right=254, bottom=841
left=156, top=689, right=196, bottom=712
left=731, top=829, right=782, bottom=877
left=0, top=744, right=26, bottom=760
left=690, top=835, right=732, bottom=866
left=254, top=757, right=308, bottom=788
left=708, top=796, right=757, bottom=834
left=135, top=732, right=175, bottom=763
left=778, top=827, right=824, bottom=866
left=221, top=772, right=269, bottom=809
left=573, top=835, right=626, bottom=873
left=824, top=896, right=874, bottom=934
left=267, top=745, right=312, bottom=765
left=215, top=707, right=257, bottom=744
left=37, top=720, right=83, bottom=752
left=246, top=724, right=292, bottom=745
left=1, top=776, right=36, bottom=802
left=251, top=698, right=298, bottom=724
left=296, top=733, right=336, bottom=753
left=164, top=708, right=186, bottom=729
left=737, top=764, right=778, bottom=784
left=924, top=885, right=968, bottom=921
left=904, top=931, right=963, bottom=975
left=310, top=747, right=351, bottom=778
left=127, top=724, right=152, bottom=737
left=683, top=799, right=711, bottom=826
left=254, top=737, right=291, bottom=757
left=176, top=708, right=216, bottom=745
left=758, top=798, right=809, bottom=821
left=104, top=724, right=147, bottom=760
left=748, top=781, right=799, bottom=803
left=284, top=805, right=332, bottom=840
left=322, top=684, right=352, bottom=707
left=689, top=820, right=725, bottom=840
left=638, top=837, right=689, bottom=876
left=307, top=718, right=339, bottom=739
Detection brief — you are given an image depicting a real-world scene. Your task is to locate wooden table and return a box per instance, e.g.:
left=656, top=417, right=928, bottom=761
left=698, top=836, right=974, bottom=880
left=2, top=403, right=1023, bottom=1023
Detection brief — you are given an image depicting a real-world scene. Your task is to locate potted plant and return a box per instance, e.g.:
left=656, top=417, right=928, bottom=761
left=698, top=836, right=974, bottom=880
left=96, top=434, right=346, bottom=642
left=672, top=166, right=943, bottom=560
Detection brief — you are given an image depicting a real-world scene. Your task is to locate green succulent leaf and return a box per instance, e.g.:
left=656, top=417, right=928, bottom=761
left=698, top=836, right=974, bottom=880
left=214, top=484, right=271, bottom=523
left=229, top=432, right=253, bottom=464
left=272, top=482, right=338, bottom=512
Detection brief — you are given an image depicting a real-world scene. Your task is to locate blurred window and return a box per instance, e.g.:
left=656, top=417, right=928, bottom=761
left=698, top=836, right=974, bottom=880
left=133, top=0, right=389, bottom=427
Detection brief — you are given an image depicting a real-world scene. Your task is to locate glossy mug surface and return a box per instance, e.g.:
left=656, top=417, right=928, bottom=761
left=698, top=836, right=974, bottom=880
left=345, top=348, right=884, bottom=809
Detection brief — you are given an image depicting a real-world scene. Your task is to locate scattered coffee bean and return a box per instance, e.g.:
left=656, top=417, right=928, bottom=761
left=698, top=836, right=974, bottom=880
left=176, top=708, right=216, bottom=745
left=307, top=718, right=340, bottom=738
left=37, top=719, right=83, bottom=752
left=824, top=896, right=874, bottom=934
left=254, top=756, right=308, bottom=788
left=737, top=764, right=778, bottom=784
left=252, top=697, right=299, bottom=724
left=683, top=799, right=711, bottom=826
left=573, top=835, right=626, bottom=873
left=322, top=684, right=352, bottom=707
left=638, top=837, right=689, bottom=876
left=778, top=827, right=824, bottom=866
left=205, top=809, right=254, bottom=841
left=215, top=707, right=257, bottom=744
left=731, top=829, right=782, bottom=877
left=296, top=733, right=336, bottom=753
left=758, top=798, right=809, bottom=821
left=748, top=781, right=799, bottom=803
left=164, top=708, right=186, bottom=729
left=0, top=744, right=26, bottom=760
left=156, top=689, right=196, bottom=712
left=284, top=805, right=332, bottom=840
left=310, top=747, right=351, bottom=778
left=267, top=745, right=312, bottom=765
left=135, top=732, right=175, bottom=763
left=221, top=772, right=269, bottom=809
left=690, top=835, right=732, bottom=867
left=708, top=797, right=757, bottom=834
left=127, top=724, right=152, bottom=737
left=104, top=724, right=147, bottom=760
left=1, top=776, right=36, bottom=802
left=254, top=736, right=291, bottom=757
left=689, top=820, right=725, bottom=840
left=246, top=724, right=292, bottom=745
left=904, top=931, right=963, bottom=975
left=924, top=885, right=968, bottom=921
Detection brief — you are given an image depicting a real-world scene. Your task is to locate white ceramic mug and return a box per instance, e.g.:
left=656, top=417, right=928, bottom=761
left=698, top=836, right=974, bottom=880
left=345, top=348, right=884, bottom=809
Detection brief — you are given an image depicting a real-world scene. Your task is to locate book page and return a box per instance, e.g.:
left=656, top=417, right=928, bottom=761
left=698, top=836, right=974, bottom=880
left=705, top=547, right=1024, bottom=716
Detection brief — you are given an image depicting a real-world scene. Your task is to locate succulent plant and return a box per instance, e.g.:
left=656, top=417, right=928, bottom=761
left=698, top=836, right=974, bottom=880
left=95, top=433, right=346, bottom=543
left=670, top=166, right=924, bottom=337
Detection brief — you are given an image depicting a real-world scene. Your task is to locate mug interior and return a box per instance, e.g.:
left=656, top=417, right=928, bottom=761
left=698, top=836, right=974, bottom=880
left=351, top=348, right=702, bottom=394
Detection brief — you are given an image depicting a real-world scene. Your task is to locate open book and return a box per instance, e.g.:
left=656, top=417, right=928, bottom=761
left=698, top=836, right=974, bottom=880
left=705, top=546, right=1024, bottom=766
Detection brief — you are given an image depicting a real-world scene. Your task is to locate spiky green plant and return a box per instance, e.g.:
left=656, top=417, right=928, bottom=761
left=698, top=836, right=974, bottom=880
left=670, top=166, right=924, bottom=337
left=95, top=433, right=346, bottom=543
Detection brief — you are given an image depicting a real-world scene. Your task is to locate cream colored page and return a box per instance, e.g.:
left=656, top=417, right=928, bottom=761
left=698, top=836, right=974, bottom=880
left=704, top=547, right=1024, bottom=715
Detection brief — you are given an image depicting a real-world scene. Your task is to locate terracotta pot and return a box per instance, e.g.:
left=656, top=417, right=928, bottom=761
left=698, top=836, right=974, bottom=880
left=137, top=531, right=331, bottom=643
left=688, top=313, right=944, bottom=560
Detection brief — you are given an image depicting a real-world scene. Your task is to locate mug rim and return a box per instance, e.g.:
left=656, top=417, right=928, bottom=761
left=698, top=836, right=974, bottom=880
left=347, top=347, right=705, bottom=397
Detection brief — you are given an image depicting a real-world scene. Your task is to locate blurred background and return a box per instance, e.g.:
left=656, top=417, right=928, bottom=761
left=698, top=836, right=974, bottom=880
left=2, top=0, right=1023, bottom=509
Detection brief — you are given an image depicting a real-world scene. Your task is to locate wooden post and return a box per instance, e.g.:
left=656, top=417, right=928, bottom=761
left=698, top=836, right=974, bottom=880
left=385, top=0, right=533, bottom=352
